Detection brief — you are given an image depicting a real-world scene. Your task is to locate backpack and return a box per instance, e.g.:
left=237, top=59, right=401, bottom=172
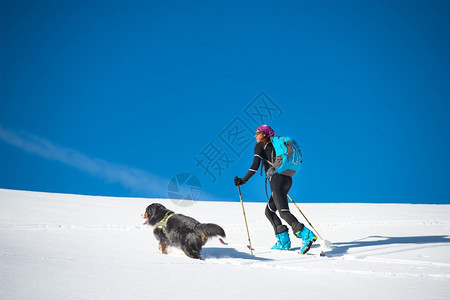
left=270, top=136, right=302, bottom=177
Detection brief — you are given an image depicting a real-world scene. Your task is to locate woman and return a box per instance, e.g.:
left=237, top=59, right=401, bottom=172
left=234, top=125, right=317, bottom=254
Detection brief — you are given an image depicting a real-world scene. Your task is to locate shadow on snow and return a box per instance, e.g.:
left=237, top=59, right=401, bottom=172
left=202, top=247, right=273, bottom=261
left=326, top=235, right=450, bottom=257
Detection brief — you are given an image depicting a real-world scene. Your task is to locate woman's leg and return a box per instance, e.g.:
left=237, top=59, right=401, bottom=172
left=265, top=196, right=288, bottom=234
left=270, top=174, right=304, bottom=233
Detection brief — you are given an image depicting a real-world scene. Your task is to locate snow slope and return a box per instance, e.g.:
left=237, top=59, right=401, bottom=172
left=0, top=188, right=449, bottom=300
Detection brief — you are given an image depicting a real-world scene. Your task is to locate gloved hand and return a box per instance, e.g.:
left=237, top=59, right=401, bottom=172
left=234, top=176, right=246, bottom=186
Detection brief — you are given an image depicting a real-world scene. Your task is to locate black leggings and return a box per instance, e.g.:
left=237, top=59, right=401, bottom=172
left=265, top=174, right=304, bottom=234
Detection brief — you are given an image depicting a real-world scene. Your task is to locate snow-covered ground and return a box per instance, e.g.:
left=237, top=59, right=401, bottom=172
left=0, top=188, right=449, bottom=299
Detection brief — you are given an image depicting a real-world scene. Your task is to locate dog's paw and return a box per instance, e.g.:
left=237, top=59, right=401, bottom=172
left=158, top=242, right=168, bottom=254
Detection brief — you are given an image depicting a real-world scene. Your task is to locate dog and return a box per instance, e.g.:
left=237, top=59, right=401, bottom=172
left=142, top=203, right=226, bottom=259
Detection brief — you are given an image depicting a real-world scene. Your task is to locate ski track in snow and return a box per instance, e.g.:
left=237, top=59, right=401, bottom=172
left=1, top=188, right=450, bottom=299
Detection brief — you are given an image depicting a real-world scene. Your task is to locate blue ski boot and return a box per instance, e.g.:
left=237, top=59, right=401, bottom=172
left=295, top=227, right=317, bottom=254
left=271, top=231, right=291, bottom=250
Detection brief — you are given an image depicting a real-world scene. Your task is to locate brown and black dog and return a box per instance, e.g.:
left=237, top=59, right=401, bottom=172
left=142, top=203, right=226, bottom=259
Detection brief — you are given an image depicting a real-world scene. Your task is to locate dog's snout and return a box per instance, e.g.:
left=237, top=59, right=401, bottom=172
left=141, top=212, right=148, bottom=218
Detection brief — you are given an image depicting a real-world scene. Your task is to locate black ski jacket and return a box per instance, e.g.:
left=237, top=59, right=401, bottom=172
left=242, top=141, right=275, bottom=182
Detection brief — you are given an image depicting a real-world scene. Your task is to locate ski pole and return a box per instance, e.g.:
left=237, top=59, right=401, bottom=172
left=237, top=186, right=254, bottom=255
left=287, top=194, right=324, bottom=241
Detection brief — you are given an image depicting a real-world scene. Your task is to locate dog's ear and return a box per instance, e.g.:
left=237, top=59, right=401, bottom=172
left=154, top=203, right=166, bottom=209
left=149, top=203, right=167, bottom=212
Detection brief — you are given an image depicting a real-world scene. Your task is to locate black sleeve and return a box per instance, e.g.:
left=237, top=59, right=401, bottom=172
left=242, top=142, right=265, bottom=182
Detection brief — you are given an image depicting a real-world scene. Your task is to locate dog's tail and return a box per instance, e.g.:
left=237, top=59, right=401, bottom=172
left=197, top=223, right=226, bottom=239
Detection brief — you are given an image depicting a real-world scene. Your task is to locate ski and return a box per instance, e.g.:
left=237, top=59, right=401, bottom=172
left=217, top=240, right=326, bottom=257
left=251, top=246, right=327, bottom=257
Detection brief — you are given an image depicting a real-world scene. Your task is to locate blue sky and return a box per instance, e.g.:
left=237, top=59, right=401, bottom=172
left=1, top=0, right=449, bottom=204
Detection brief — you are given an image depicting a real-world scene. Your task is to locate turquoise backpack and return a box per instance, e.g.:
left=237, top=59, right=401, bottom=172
left=270, top=136, right=302, bottom=177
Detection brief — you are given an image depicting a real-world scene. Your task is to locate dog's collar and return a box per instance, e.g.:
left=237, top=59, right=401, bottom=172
left=156, top=213, right=173, bottom=229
